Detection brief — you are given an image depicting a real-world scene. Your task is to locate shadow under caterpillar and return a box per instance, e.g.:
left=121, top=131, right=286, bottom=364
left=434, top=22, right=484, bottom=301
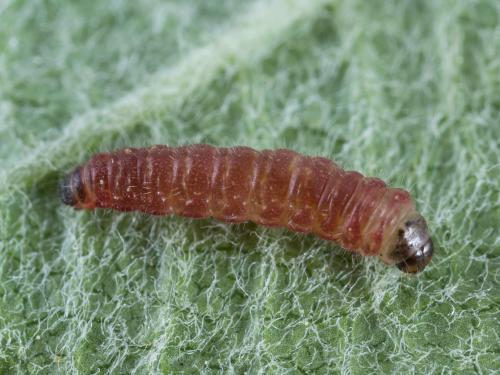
left=60, top=144, right=433, bottom=273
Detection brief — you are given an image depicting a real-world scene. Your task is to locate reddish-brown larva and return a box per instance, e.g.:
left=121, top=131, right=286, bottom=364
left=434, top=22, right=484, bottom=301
left=60, top=145, right=433, bottom=273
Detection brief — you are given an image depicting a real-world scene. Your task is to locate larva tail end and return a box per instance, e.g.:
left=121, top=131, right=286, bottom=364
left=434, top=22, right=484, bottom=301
left=59, top=169, right=83, bottom=207
left=395, top=217, right=433, bottom=273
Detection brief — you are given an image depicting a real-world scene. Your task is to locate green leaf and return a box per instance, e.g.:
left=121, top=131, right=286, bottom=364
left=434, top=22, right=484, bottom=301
left=0, top=0, right=498, bottom=373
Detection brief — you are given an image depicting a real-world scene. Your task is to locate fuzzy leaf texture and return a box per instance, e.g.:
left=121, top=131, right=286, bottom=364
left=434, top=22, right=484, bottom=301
left=0, top=0, right=499, bottom=373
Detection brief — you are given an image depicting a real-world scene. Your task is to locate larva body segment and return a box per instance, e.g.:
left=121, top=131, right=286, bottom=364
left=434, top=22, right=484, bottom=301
left=60, top=145, right=433, bottom=273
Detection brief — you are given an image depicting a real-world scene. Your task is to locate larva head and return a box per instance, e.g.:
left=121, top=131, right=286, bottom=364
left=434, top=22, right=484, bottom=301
left=389, top=215, right=433, bottom=273
left=59, top=168, right=88, bottom=208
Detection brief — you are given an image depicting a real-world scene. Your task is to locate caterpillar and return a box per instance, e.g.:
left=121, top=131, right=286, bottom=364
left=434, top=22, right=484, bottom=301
left=60, top=145, right=433, bottom=273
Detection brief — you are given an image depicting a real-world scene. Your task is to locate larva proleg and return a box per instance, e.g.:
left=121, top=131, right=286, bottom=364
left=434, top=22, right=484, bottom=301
left=60, top=145, right=433, bottom=273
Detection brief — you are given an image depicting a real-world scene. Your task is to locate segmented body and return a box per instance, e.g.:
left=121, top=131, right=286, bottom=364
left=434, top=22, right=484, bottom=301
left=66, top=145, right=417, bottom=259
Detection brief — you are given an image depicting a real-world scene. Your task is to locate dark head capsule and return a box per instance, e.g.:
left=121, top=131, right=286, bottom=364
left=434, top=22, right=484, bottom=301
left=394, top=217, right=434, bottom=273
